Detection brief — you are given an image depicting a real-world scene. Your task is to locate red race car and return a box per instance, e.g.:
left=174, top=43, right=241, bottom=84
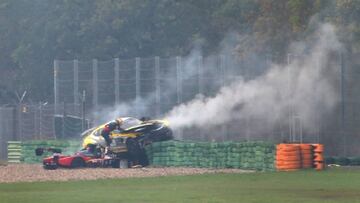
left=35, top=148, right=123, bottom=170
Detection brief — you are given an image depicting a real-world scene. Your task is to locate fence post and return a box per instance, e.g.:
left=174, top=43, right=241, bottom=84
left=176, top=56, right=183, bottom=138
left=92, top=59, right=98, bottom=111
left=74, top=60, right=79, bottom=105
left=340, top=52, right=346, bottom=156
left=39, top=103, right=43, bottom=137
left=135, top=57, right=141, bottom=116
left=114, top=58, right=120, bottom=105
left=197, top=55, right=204, bottom=139
left=220, top=55, right=227, bottom=140
left=287, top=53, right=293, bottom=142
left=198, top=55, right=203, bottom=95
left=176, top=56, right=182, bottom=104
left=54, top=60, right=59, bottom=114
left=81, top=90, right=86, bottom=132
left=12, top=107, right=17, bottom=141
left=155, top=56, right=161, bottom=116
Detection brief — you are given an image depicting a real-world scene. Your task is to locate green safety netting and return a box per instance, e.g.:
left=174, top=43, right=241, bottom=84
left=15, top=139, right=276, bottom=170
left=19, top=140, right=81, bottom=164
left=145, top=140, right=275, bottom=171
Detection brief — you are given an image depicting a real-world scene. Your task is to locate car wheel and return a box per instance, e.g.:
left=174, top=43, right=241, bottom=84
left=71, top=157, right=86, bottom=168
left=152, top=128, right=173, bottom=142
left=43, top=164, right=58, bottom=170
left=111, top=159, right=120, bottom=168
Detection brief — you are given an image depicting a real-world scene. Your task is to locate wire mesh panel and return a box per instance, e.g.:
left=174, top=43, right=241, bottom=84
left=98, top=60, right=116, bottom=106
left=19, top=105, right=37, bottom=141
left=159, top=57, right=178, bottom=114
left=118, top=59, right=136, bottom=103
left=78, top=60, right=93, bottom=111
left=0, top=107, right=14, bottom=160
left=51, top=52, right=360, bottom=156
left=181, top=56, right=201, bottom=102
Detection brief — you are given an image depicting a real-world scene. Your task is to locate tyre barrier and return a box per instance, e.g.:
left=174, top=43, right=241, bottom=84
left=7, top=140, right=81, bottom=163
left=276, top=143, right=324, bottom=171
left=7, top=141, right=22, bottom=163
left=299, top=144, right=313, bottom=169
left=312, top=144, right=324, bottom=170
left=276, top=144, right=301, bottom=171
left=145, top=141, right=276, bottom=171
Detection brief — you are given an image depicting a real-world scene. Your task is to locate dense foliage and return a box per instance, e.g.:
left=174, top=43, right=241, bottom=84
left=0, top=0, right=359, bottom=104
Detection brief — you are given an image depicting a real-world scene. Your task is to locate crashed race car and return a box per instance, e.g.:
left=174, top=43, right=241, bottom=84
left=36, top=147, right=124, bottom=170
left=37, top=117, right=173, bottom=169
left=81, top=117, right=173, bottom=166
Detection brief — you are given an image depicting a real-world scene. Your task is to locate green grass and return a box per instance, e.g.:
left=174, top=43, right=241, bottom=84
left=1, top=168, right=360, bottom=203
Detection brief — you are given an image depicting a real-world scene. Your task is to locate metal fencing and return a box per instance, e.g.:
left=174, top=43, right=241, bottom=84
left=0, top=104, right=84, bottom=160
left=55, top=55, right=268, bottom=118
left=1, top=52, right=360, bottom=158
left=0, top=107, right=14, bottom=160
left=53, top=53, right=360, bottom=156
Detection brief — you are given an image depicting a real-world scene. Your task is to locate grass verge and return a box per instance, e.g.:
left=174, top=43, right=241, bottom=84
left=0, top=168, right=360, bottom=203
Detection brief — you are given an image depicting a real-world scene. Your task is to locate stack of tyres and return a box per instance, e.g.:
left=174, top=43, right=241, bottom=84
left=312, top=144, right=324, bottom=170
left=145, top=140, right=276, bottom=171
left=276, top=144, right=301, bottom=171
left=7, top=141, right=22, bottom=163
left=20, top=140, right=80, bottom=163
left=299, top=144, right=313, bottom=169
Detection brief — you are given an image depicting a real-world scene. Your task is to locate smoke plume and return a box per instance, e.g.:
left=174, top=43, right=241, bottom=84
left=166, top=23, right=341, bottom=134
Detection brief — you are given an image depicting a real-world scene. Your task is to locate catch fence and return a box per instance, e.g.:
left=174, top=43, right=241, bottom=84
left=1, top=52, right=360, bottom=158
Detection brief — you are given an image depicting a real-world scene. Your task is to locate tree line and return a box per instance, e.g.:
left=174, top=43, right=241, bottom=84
left=0, top=0, right=359, bottom=104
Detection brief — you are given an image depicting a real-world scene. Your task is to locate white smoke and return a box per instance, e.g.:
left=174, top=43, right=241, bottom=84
left=166, top=24, right=341, bottom=133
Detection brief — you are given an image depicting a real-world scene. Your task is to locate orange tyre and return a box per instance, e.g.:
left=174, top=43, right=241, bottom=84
left=302, top=159, right=313, bottom=164
left=315, top=163, right=324, bottom=170
left=312, top=144, right=324, bottom=152
left=300, top=149, right=313, bottom=154
left=314, top=156, right=324, bottom=162
left=276, top=160, right=301, bottom=166
left=278, top=168, right=299, bottom=172
left=277, top=163, right=301, bottom=170
left=276, top=151, right=300, bottom=157
left=299, top=144, right=312, bottom=150
left=277, top=156, right=300, bottom=162
left=301, top=153, right=313, bottom=159
left=277, top=144, right=299, bottom=151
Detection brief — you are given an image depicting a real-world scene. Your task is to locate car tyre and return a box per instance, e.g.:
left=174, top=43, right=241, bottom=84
left=71, top=157, right=86, bottom=168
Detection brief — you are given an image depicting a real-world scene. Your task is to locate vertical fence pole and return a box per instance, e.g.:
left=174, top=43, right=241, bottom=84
left=135, top=57, right=141, bottom=116
left=220, top=55, right=227, bottom=140
left=176, top=56, right=182, bottom=104
left=92, top=59, right=98, bottom=111
left=81, top=90, right=86, bottom=132
left=114, top=58, right=120, bottom=105
left=197, top=55, right=204, bottom=139
left=340, top=52, right=346, bottom=156
left=18, top=105, right=22, bottom=141
left=198, top=55, right=203, bottom=95
left=74, top=60, right=79, bottom=105
left=155, top=56, right=160, bottom=116
left=39, top=103, right=43, bottom=138
left=54, top=60, right=59, bottom=114
left=287, top=53, right=292, bottom=142
left=176, top=56, right=183, bottom=138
